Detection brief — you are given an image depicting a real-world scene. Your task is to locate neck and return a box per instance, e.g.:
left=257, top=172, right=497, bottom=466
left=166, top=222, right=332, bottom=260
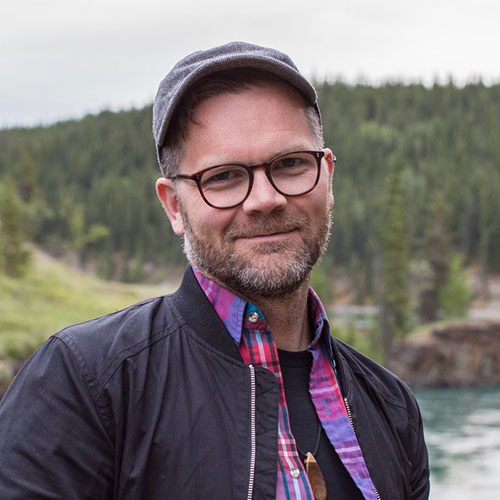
left=251, top=279, right=311, bottom=351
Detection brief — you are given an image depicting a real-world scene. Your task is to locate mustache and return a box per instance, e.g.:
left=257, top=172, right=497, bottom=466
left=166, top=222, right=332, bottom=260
left=224, top=214, right=308, bottom=240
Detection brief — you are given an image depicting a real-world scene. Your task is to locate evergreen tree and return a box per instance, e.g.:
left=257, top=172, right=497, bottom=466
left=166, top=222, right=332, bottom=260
left=418, top=192, right=451, bottom=322
left=0, top=179, right=31, bottom=277
left=475, top=162, right=500, bottom=298
left=378, top=155, right=409, bottom=366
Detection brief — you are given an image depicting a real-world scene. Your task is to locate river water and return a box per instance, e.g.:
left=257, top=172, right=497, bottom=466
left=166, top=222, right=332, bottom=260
left=416, top=388, right=500, bottom=499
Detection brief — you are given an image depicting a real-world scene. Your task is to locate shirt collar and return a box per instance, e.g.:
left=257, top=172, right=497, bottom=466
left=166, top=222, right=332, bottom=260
left=194, top=268, right=332, bottom=352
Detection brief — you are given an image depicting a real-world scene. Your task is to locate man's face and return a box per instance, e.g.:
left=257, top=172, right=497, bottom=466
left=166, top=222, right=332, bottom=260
left=156, top=83, right=335, bottom=299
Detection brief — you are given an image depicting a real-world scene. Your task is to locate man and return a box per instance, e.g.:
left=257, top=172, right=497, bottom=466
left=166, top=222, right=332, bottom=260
left=0, top=42, right=429, bottom=499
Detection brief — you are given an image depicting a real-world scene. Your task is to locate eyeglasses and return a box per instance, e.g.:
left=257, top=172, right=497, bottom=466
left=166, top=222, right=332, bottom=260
left=168, top=150, right=334, bottom=209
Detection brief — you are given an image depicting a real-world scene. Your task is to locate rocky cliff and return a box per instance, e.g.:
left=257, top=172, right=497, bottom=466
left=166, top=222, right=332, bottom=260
left=391, top=321, right=500, bottom=388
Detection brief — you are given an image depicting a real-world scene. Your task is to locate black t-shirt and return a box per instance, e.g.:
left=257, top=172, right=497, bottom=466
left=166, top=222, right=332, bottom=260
left=278, top=348, right=364, bottom=500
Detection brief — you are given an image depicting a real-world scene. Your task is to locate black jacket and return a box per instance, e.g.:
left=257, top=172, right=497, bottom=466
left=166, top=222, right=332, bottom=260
left=0, top=267, right=429, bottom=499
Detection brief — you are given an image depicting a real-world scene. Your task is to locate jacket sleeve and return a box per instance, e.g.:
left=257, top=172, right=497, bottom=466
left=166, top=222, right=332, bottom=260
left=409, top=398, right=431, bottom=500
left=0, top=336, right=114, bottom=499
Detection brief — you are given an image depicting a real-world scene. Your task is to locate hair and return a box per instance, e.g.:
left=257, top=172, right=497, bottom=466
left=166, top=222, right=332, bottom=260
left=158, top=68, right=323, bottom=178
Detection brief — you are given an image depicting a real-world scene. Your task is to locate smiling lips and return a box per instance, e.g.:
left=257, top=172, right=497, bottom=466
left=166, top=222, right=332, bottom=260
left=223, top=212, right=308, bottom=244
left=239, top=229, right=298, bottom=242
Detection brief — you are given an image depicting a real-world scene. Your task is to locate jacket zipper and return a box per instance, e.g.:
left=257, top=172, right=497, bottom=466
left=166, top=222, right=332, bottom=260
left=247, top=364, right=256, bottom=500
left=344, top=397, right=381, bottom=500
left=344, top=396, right=355, bottom=429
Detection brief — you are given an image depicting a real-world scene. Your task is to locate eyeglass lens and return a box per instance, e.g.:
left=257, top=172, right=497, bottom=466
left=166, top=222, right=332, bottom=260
left=200, top=152, right=320, bottom=208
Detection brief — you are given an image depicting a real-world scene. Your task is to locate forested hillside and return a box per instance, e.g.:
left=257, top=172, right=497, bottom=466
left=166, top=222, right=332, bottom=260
left=1, top=81, right=499, bottom=296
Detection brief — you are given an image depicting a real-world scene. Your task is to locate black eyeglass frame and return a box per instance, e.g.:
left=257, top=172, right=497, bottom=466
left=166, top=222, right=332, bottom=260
left=167, top=150, right=335, bottom=209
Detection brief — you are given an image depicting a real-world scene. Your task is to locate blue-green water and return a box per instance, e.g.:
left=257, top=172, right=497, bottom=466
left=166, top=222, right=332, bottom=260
left=416, top=388, right=500, bottom=499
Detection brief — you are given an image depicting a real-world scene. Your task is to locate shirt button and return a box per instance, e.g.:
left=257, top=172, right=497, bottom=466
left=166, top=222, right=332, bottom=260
left=248, top=312, right=259, bottom=323
left=290, top=468, right=300, bottom=479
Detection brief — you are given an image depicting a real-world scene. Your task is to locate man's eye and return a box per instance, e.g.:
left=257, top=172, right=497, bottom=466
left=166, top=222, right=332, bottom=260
left=276, top=157, right=301, bottom=168
left=208, top=170, right=233, bottom=182
left=273, top=156, right=311, bottom=174
left=202, top=167, right=246, bottom=188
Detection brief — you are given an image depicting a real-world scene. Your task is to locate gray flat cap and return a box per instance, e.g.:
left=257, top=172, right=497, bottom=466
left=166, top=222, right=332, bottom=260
left=152, top=41, right=320, bottom=165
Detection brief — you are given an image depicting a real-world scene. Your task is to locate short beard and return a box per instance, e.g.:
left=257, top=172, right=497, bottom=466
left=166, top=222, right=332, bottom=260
left=180, top=206, right=332, bottom=299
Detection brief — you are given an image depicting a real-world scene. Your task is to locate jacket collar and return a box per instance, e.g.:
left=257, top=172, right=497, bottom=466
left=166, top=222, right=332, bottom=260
left=171, top=266, right=243, bottom=362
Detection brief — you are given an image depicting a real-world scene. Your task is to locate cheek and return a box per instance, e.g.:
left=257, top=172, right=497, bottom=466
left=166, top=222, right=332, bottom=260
left=188, top=206, right=235, bottom=241
left=308, top=184, right=330, bottom=209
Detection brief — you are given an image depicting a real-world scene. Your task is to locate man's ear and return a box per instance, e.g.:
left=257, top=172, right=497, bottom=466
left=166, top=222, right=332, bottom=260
left=323, top=148, right=335, bottom=208
left=156, top=178, right=185, bottom=236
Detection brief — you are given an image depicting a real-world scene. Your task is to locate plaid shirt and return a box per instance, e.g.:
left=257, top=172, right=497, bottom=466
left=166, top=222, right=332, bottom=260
left=195, top=270, right=378, bottom=500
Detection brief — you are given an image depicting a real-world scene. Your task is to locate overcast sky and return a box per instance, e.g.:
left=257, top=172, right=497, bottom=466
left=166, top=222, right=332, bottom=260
left=2, top=0, right=499, bottom=128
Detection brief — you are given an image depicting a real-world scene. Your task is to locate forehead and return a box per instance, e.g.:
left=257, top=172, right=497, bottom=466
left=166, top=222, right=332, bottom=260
left=180, top=83, right=316, bottom=170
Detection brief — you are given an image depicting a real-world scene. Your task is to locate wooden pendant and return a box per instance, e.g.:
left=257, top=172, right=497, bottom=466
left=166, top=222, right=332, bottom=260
left=304, top=452, right=327, bottom=500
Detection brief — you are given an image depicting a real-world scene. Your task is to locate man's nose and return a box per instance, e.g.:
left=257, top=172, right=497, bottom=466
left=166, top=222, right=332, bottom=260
left=241, top=167, right=287, bottom=214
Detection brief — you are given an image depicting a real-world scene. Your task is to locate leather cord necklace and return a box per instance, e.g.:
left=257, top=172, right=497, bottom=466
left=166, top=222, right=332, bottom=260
left=295, top=422, right=328, bottom=500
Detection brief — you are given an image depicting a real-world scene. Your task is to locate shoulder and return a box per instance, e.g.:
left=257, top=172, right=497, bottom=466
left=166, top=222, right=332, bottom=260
left=333, top=339, right=421, bottom=423
left=56, top=294, right=181, bottom=352
left=49, top=295, right=184, bottom=395
left=333, top=338, right=430, bottom=493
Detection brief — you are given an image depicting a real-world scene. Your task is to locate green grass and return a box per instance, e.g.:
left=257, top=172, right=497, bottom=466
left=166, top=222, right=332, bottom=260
left=0, top=249, right=177, bottom=393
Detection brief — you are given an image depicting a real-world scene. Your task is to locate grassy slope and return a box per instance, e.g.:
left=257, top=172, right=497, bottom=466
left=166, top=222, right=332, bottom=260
left=0, top=249, right=176, bottom=393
